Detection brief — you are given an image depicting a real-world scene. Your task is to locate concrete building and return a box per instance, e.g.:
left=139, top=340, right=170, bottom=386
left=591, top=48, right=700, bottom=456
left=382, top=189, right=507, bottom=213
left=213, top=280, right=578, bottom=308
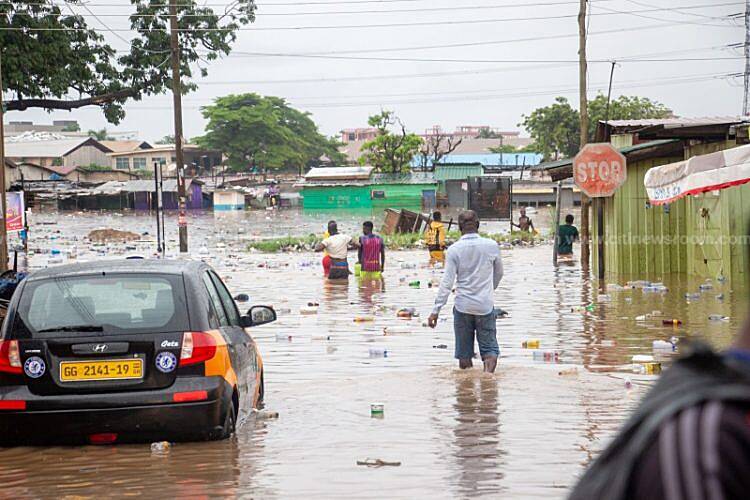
left=340, top=128, right=379, bottom=144
left=108, top=144, right=222, bottom=173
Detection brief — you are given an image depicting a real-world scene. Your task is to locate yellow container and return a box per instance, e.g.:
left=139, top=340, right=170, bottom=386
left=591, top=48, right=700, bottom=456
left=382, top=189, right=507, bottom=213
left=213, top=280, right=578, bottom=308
left=643, top=362, right=662, bottom=375
left=354, top=263, right=362, bottom=277
left=522, top=339, right=540, bottom=349
left=353, top=316, right=375, bottom=323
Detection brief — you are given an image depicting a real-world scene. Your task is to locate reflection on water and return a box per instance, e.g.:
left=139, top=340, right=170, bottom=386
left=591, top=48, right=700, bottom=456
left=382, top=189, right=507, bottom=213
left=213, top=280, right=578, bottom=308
left=0, top=209, right=747, bottom=498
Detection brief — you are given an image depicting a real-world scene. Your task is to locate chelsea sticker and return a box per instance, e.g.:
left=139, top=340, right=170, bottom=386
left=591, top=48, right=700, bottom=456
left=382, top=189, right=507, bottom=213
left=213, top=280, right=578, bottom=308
left=24, top=356, right=46, bottom=379
left=155, top=352, right=177, bottom=373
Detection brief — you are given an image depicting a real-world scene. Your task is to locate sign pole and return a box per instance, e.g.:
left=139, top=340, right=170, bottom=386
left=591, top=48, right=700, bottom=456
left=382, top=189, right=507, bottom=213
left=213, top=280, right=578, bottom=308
left=553, top=181, right=562, bottom=265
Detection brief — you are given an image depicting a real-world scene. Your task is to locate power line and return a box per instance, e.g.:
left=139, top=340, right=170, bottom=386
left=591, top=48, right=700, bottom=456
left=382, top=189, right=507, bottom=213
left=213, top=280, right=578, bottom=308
left=0, top=2, right=742, bottom=31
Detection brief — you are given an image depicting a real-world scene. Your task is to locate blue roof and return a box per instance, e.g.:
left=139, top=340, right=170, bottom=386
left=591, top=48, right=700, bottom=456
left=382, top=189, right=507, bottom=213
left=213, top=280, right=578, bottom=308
left=412, top=153, right=542, bottom=168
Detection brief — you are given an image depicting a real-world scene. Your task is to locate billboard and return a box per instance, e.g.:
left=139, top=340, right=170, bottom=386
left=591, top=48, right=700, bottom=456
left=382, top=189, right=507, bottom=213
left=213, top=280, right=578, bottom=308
left=5, top=192, right=25, bottom=232
left=468, top=176, right=512, bottom=221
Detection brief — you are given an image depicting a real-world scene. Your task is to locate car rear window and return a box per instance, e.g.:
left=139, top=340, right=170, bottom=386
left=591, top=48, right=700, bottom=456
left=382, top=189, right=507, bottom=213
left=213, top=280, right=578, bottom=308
left=13, top=273, right=189, bottom=337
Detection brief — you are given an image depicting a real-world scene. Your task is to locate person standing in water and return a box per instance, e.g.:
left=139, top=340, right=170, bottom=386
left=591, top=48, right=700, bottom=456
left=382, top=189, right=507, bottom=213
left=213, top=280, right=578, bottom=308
left=556, top=214, right=579, bottom=257
left=358, top=221, right=385, bottom=279
left=321, top=221, right=333, bottom=277
left=425, top=211, right=447, bottom=265
left=427, top=210, right=504, bottom=373
left=315, top=221, right=359, bottom=280
left=512, top=207, right=535, bottom=232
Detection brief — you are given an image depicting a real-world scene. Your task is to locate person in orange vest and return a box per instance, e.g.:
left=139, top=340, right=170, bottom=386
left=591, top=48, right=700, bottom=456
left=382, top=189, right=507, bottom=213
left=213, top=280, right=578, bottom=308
left=425, top=211, right=447, bottom=266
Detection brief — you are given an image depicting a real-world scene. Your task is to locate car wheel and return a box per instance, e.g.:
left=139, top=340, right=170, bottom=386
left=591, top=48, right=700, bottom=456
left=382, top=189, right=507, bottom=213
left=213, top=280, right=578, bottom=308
left=220, top=401, right=237, bottom=439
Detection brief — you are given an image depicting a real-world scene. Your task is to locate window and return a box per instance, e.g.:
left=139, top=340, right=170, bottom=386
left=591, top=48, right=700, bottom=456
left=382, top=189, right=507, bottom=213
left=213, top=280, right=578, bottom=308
left=52, top=157, right=64, bottom=167
left=202, top=272, right=228, bottom=327
left=133, top=157, right=147, bottom=169
left=209, top=271, right=241, bottom=326
left=152, top=157, right=166, bottom=166
left=371, top=190, right=386, bottom=199
left=348, top=133, right=355, bottom=141
left=18, top=274, right=189, bottom=336
left=115, top=157, right=130, bottom=170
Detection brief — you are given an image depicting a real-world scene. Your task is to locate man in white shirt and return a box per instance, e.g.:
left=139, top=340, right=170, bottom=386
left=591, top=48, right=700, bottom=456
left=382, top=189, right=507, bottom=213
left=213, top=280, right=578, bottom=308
left=315, top=221, right=360, bottom=279
left=428, top=210, right=504, bottom=373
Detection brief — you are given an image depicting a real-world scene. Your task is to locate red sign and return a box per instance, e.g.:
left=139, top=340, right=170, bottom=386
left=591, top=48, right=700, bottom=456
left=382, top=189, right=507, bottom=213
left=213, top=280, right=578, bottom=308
left=573, top=143, right=627, bottom=198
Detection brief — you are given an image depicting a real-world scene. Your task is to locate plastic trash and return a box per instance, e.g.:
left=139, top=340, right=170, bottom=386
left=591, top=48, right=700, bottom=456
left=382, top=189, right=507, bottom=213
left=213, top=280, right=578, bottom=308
left=601, top=340, right=616, bottom=347
left=276, top=333, right=293, bottom=341
left=151, top=441, right=171, bottom=453
left=400, top=263, right=416, bottom=269
left=354, top=316, right=375, bottom=323
left=717, top=275, right=727, bottom=283
left=685, top=293, right=701, bottom=300
left=627, top=280, right=651, bottom=288
left=397, top=308, right=418, bottom=319
left=661, top=319, right=682, bottom=326
left=383, top=326, right=410, bottom=335
left=522, top=339, right=540, bottom=349
left=699, top=283, right=713, bottom=291
left=233, top=293, right=250, bottom=303
left=311, top=335, right=332, bottom=341
left=276, top=307, right=292, bottom=315
left=433, top=344, right=448, bottom=349
left=368, top=348, right=388, bottom=357
left=624, top=378, right=633, bottom=390
left=586, top=304, right=596, bottom=312
left=370, top=403, right=385, bottom=417
left=300, top=306, right=318, bottom=315
left=532, top=350, right=560, bottom=362
left=558, top=368, right=578, bottom=376
left=253, top=409, right=279, bottom=420
left=716, top=293, right=725, bottom=301
left=326, top=346, right=338, bottom=354
left=708, top=314, right=730, bottom=322
left=653, top=340, right=677, bottom=352
left=635, top=314, right=650, bottom=322
left=408, top=281, right=420, bottom=288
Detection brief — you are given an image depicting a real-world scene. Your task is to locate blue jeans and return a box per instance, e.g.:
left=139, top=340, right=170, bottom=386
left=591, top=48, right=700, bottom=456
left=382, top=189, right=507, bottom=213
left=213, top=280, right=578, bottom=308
left=453, top=308, right=499, bottom=360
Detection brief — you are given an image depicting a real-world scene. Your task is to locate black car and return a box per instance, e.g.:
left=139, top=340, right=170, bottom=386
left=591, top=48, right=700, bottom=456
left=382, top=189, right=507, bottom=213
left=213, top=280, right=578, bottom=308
left=0, top=259, right=273, bottom=445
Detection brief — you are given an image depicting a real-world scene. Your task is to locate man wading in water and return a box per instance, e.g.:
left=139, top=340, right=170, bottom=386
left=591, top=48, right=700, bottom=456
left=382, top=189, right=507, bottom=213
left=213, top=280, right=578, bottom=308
left=315, top=221, right=359, bottom=279
left=427, top=210, right=504, bottom=373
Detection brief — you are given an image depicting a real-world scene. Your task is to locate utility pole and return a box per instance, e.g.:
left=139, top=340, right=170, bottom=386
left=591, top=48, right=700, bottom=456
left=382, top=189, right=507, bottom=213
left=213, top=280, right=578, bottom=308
left=744, top=0, right=750, bottom=116
left=0, top=51, right=9, bottom=272
left=169, top=1, right=188, bottom=253
left=578, top=0, right=591, bottom=269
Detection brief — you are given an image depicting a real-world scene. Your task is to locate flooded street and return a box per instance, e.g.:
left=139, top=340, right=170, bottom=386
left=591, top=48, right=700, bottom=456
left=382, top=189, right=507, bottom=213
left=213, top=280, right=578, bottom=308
left=1, top=209, right=747, bottom=498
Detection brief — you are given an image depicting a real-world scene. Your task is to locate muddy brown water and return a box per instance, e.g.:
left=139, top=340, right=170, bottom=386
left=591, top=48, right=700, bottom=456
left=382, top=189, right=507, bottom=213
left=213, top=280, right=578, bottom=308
left=0, top=209, right=747, bottom=498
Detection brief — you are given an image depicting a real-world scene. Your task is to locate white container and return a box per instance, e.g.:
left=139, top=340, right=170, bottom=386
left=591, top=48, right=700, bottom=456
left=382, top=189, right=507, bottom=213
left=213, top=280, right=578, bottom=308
left=652, top=340, right=676, bottom=352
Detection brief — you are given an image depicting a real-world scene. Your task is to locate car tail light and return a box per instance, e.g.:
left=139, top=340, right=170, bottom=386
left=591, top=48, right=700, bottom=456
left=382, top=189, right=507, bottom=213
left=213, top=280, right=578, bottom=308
left=0, top=400, right=26, bottom=410
left=0, top=340, right=22, bottom=374
left=173, top=390, right=208, bottom=403
left=179, top=332, right=217, bottom=366
left=89, top=433, right=118, bottom=445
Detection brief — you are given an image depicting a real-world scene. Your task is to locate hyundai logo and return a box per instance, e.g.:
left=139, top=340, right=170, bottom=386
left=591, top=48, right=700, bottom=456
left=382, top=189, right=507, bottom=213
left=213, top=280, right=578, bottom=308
left=92, top=344, right=108, bottom=353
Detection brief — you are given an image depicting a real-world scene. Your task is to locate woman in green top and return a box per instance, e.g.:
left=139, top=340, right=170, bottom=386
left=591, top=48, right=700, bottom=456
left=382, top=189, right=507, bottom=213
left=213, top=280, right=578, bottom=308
left=557, top=214, right=579, bottom=255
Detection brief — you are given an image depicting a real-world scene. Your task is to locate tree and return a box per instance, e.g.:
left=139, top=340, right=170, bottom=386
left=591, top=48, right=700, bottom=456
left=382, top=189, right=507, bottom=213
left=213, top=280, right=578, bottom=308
left=489, top=144, right=518, bottom=154
left=156, top=135, right=175, bottom=145
left=196, top=93, right=345, bottom=172
left=521, top=94, right=673, bottom=160
left=520, top=97, right=580, bottom=160
left=62, top=122, right=80, bottom=132
left=417, top=132, right=462, bottom=169
left=476, top=127, right=502, bottom=139
left=1, top=1, right=256, bottom=123
left=87, top=128, right=114, bottom=141
left=359, top=111, right=423, bottom=174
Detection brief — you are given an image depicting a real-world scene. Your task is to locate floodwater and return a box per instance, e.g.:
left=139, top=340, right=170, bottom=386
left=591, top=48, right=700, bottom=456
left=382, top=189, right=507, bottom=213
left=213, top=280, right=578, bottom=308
left=0, top=209, right=747, bottom=499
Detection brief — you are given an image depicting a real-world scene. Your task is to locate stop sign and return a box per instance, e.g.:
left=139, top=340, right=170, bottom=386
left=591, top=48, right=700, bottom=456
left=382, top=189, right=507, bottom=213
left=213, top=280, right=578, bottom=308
left=573, top=143, right=627, bottom=197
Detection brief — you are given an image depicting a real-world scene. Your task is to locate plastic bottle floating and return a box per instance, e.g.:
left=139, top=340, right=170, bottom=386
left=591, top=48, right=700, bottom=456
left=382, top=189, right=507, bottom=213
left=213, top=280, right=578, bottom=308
left=522, top=339, right=540, bottom=349
left=354, top=316, right=375, bottom=323
left=708, top=314, right=730, bottom=322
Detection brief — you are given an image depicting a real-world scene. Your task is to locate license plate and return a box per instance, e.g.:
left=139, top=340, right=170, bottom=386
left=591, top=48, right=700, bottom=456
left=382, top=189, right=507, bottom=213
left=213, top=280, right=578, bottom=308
left=59, top=359, right=144, bottom=382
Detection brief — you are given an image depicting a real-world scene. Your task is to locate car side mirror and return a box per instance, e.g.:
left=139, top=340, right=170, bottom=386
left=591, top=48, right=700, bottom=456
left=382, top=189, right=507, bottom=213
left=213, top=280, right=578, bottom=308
left=242, top=305, right=276, bottom=327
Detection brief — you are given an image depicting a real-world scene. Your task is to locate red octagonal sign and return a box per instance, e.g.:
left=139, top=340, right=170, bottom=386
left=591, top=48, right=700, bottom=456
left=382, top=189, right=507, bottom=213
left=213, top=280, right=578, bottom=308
left=573, top=143, right=627, bottom=198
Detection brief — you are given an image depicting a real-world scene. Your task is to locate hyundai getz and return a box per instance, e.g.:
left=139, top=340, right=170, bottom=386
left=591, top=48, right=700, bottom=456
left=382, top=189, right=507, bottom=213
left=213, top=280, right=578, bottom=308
left=0, top=260, right=273, bottom=445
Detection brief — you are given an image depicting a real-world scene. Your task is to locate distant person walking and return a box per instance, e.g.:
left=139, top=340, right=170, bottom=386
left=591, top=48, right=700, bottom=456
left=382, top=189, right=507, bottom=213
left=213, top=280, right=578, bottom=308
left=556, top=214, right=579, bottom=257
left=425, top=211, right=447, bottom=266
left=358, top=221, right=385, bottom=279
left=512, top=207, right=535, bottom=233
left=428, top=210, right=504, bottom=373
left=315, top=221, right=359, bottom=280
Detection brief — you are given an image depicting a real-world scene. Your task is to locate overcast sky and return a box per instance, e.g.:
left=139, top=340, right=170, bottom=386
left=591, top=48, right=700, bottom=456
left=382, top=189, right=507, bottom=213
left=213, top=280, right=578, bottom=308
left=5, top=0, right=746, bottom=142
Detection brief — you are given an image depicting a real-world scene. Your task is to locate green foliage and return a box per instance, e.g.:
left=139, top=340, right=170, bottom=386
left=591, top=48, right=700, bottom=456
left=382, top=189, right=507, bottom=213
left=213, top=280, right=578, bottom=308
left=61, top=123, right=80, bottom=132
left=87, top=128, right=113, bottom=141
left=520, top=94, right=673, bottom=160
left=489, top=144, right=519, bottom=154
left=359, top=111, right=423, bottom=174
left=196, top=93, right=345, bottom=171
left=476, top=128, right=501, bottom=139
left=1, top=1, right=256, bottom=123
left=83, top=163, right=111, bottom=171
left=156, top=135, right=175, bottom=145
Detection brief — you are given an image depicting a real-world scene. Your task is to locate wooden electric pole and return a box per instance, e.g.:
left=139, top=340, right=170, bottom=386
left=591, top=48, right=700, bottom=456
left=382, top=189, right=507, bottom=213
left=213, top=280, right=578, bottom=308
left=744, top=0, right=750, bottom=116
left=169, top=1, right=188, bottom=253
left=0, top=51, right=9, bottom=272
left=578, top=0, right=591, bottom=269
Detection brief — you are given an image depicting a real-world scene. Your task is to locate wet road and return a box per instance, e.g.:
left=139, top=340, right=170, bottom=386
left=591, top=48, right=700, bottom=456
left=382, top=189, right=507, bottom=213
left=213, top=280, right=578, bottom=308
left=0, top=209, right=747, bottom=498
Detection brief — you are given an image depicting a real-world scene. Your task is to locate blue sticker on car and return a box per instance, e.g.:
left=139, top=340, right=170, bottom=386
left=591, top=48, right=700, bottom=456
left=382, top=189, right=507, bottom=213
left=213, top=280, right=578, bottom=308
left=24, top=356, right=46, bottom=379
left=155, top=352, right=177, bottom=373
